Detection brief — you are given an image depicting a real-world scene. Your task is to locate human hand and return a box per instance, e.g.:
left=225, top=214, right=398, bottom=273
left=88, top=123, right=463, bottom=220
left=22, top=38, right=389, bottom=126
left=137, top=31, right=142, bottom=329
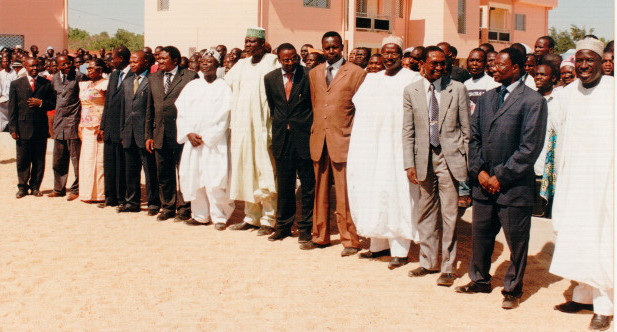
left=407, top=167, right=418, bottom=184
left=10, top=132, right=19, bottom=140
left=187, top=133, right=203, bottom=147
left=96, top=129, right=104, bottom=142
left=478, top=171, right=490, bottom=190
left=487, top=176, right=500, bottom=194
left=145, top=139, right=154, bottom=153
left=27, top=98, right=42, bottom=108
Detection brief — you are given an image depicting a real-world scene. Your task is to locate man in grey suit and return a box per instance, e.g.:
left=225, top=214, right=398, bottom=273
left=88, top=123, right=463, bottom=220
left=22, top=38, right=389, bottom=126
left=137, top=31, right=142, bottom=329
left=402, top=46, right=470, bottom=287
left=48, top=55, right=86, bottom=200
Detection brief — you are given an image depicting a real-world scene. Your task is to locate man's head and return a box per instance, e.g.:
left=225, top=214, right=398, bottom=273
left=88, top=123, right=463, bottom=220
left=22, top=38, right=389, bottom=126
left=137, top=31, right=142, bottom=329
left=111, top=46, right=131, bottom=70
left=179, top=56, right=189, bottom=69
left=420, top=46, right=446, bottom=82
left=245, top=27, right=266, bottom=57
left=321, top=31, right=343, bottom=64
left=48, top=59, right=58, bottom=74
left=23, top=57, right=40, bottom=77
left=436, top=42, right=452, bottom=58
left=366, top=54, right=384, bottom=73
left=479, top=43, right=495, bottom=54
left=228, top=48, right=242, bottom=64
left=534, top=36, right=555, bottom=57
left=348, top=48, right=357, bottom=63
left=524, top=54, right=537, bottom=76
left=56, top=55, right=74, bottom=75
left=381, top=37, right=403, bottom=74
left=493, top=47, right=525, bottom=85
left=74, top=56, right=84, bottom=68
left=129, top=50, right=148, bottom=74
left=401, top=57, right=412, bottom=69
left=1, top=54, right=10, bottom=71
left=409, top=46, right=424, bottom=72
left=30, top=45, right=39, bottom=57
left=541, top=54, right=562, bottom=71
left=560, top=63, right=576, bottom=85
left=188, top=60, right=200, bottom=72
left=305, top=52, right=325, bottom=69
left=143, top=46, right=153, bottom=55
left=575, top=38, right=605, bottom=87
left=158, top=46, right=181, bottom=72
left=605, top=40, right=614, bottom=53
left=46, top=46, right=54, bottom=57
left=467, top=48, right=487, bottom=79
left=486, top=51, right=498, bottom=76
left=277, top=43, right=298, bottom=73
left=300, top=44, right=313, bottom=62
left=215, top=45, right=227, bottom=65
left=534, top=64, right=558, bottom=94
left=353, top=47, right=371, bottom=68
left=602, top=52, right=614, bottom=76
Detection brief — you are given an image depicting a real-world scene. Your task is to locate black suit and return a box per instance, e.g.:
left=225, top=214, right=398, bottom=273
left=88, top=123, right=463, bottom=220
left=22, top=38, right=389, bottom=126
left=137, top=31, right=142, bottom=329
left=120, top=71, right=160, bottom=210
left=101, top=68, right=134, bottom=205
left=145, top=67, right=198, bottom=215
left=264, top=66, right=314, bottom=234
left=468, top=82, right=547, bottom=297
left=8, top=76, right=56, bottom=191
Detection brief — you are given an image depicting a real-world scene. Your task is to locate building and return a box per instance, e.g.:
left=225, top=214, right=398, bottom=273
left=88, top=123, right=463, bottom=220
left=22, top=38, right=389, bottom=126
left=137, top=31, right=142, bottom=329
left=0, top=0, right=69, bottom=51
left=144, top=0, right=557, bottom=57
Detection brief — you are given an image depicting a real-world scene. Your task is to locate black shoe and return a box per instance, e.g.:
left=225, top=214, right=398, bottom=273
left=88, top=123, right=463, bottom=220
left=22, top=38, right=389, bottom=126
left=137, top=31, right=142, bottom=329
left=48, top=191, right=65, bottom=197
left=268, top=229, right=291, bottom=241
left=98, top=202, right=117, bottom=208
left=436, top=273, right=456, bottom=286
left=455, top=281, right=492, bottom=294
left=117, top=205, right=140, bottom=213
left=174, top=213, right=191, bottom=222
left=157, top=210, right=175, bottom=221
left=298, top=231, right=312, bottom=243
left=229, top=222, right=259, bottom=231
left=214, top=223, right=226, bottom=231
left=408, top=266, right=440, bottom=277
left=359, top=249, right=391, bottom=259
left=299, top=241, right=329, bottom=250
left=502, top=294, right=520, bottom=309
left=257, top=225, right=275, bottom=236
left=388, top=257, right=408, bottom=270
left=589, top=314, right=613, bottom=331
left=31, top=189, right=43, bottom=197
left=16, top=190, right=27, bottom=199
left=341, top=247, right=359, bottom=257
left=185, top=218, right=210, bottom=226
left=554, top=301, right=594, bottom=313
left=147, top=208, right=160, bottom=216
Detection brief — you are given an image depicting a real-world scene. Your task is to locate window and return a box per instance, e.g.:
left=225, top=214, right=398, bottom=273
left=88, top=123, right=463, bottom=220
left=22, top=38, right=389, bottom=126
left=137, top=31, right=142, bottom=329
left=158, top=0, right=169, bottom=11
left=396, top=0, right=404, bottom=19
left=356, top=0, right=367, bottom=14
left=0, top=34, right=24, bottom=48
left=457, top=0, right=466, bottom=34
left=304, top=0, right=330, bottom=8
left=515, top=14, right=526, bottom=31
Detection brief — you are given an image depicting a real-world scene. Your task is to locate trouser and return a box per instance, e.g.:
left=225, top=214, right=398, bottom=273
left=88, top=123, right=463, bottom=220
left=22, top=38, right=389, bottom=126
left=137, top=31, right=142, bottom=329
left=103, top=141, right=126, bottom=205
left=124, top=140, right=160, bottom=210
left=274, top=145, right=315, bottom=234
left=469, top=199, right=532, bottom=297
left=312, top=143, right=360, bottom=248
left=52, top=138, right=81, bottom=195
left=417, top=146, right=459, bottom=273
left=15, top=138, right=47, bottom=191
left=573, top=283, right=614, bottom=316
left=370, top=237, right=411, bottom=258
left=244, top=194, right=277, bottom=227
left=191, top=186, right=235, bottom=224
left=154, top=141, right=190, bottom=216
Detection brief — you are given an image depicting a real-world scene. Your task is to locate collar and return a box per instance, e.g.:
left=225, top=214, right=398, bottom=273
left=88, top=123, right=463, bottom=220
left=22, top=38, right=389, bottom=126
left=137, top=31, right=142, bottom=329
left=26, top=74, right=35, bottom=82
left=121, top=65, right=131, bottom=76
left=136, top=70, right=148, bottom=78
left=164, top=66, right=179, bottom=76
left=281, top=67, right=296, bottom=76
left=423, top=77, right=442, bottom=92
left=326, top=57, right=344, bottom=70
left=501, top=78, right=521, bottom=94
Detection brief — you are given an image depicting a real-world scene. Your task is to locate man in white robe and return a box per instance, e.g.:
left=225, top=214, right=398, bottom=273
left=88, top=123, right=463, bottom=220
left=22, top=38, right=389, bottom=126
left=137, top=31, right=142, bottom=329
left=550, top=38, right=614, bottom=331
left=175, top=50, right=234, bottom=230
left=348, top=36, right=421, bottom=270
left=225, top=27, right=280, bottom=236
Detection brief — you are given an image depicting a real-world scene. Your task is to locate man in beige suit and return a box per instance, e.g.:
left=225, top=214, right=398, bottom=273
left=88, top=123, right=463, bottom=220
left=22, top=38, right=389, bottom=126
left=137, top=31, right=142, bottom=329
left=403, top=46, right=470, bottom=286
left=300, top=31, right=367, bottom=257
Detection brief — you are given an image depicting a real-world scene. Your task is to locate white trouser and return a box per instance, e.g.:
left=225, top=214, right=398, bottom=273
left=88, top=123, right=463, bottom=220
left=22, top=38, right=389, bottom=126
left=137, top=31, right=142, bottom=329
left=369, top=237, right=411, bottom=258
left=191, top=186, right=235, bottom=224
left=243, top=189, right=276, bottom=227
left=572, top=282, right=614, bottom=316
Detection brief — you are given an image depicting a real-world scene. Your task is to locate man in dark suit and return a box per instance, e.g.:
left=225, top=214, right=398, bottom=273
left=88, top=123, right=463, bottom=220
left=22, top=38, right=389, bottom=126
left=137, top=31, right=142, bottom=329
left=49, top=55, right=86, bottom=201
left=100, top=46, right=133, bottom=209
left=145, top=46, right=198, bottom=221
left=118, top=50, right=160, bottom=215
left=8, top=57, right=56, bottom=198
left=263, top=43, right=314, bottom=243
left=455, top=48, right=547, bottom=310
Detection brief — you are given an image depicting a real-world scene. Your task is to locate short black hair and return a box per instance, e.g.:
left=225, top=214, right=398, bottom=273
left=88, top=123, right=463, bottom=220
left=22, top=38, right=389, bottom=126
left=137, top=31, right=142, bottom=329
left=510, top=43, right=527, bottom=57
left=421, top=46, right=445, bottom=62
left=277, top=43, right=296, bottom=56
left=479, top=43, right=495, bottom=53
left=114, top=46, right=131, bottom=64
left=604, top=40, right=614, bottom=53
left=541, top=53, right=562, bottom=73
left=450, top=46, right=458, bottom=58
left=302, top=44, right=313, bottom=48
left=536, top=63, right=560, bottom=81
left=538, top=36, right=555, bottom=49
left=468, top=48, right=486, bottom=61
left=499, top=47, right=526, bottom=73
left=322, top=31, right=342, bottom=44
left=161, top=46, right=181, bottom=62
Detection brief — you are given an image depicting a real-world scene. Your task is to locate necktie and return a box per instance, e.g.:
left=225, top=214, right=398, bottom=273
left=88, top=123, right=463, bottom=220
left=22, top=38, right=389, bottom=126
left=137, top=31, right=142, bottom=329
left=498, top=87, right=508, bottom=108
left=429, top=83, right=440, bottom=147
left=326, top=65, right=333, bottom=87
left=133, top=75, right=141, bottom=94
left=284, top=72, right=293, bottom=100
left=117, top=71, right=124, bottom=89
left=164, top=72, right=172, bottom=94
left=30, top=78, right=35, bottom=91
left=61, top=73, right=65, bottom=84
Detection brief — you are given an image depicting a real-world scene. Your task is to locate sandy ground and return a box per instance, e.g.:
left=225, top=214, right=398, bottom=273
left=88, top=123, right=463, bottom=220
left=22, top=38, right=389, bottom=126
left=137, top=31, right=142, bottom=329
left=0, top=133, right=609, bottom=331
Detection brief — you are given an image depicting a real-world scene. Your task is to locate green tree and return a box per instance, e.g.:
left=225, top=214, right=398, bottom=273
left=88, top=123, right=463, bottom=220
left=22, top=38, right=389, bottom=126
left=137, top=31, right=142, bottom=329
left=68, top=26, right=143, bottom=52
left=549, top=25, right=607, bottom=54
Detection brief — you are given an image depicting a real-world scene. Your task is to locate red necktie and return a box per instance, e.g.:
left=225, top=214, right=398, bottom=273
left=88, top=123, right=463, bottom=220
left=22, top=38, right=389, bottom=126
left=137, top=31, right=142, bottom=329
left=30, top=78, right=35, bottom=91
left=285, top=72, right=293, bottom=101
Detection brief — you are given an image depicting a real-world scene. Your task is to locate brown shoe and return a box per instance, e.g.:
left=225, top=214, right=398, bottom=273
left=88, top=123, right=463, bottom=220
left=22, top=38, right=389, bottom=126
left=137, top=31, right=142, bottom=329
left=408, top=266, right=440, bottom=277
left=214, top=223, right=227, bottom=231
left=502, top=295, right=520, bottom=309
left=67, top=193, right=79, bottom=201
left=48, top=191, right=65, bottom=198
left=388, top=257, right=408, bottom=270
left=31, top=189, right=43, bottom=197
left=455, top=281, right=492, bottom=294
left=589, top=314, right=613, bottom=331
left=436, top=273, right=456, bottom=286
left=257, top=225, right=275, bottom=236
left=299, top=241, right=329, bottom=250
left=341, top=247, right=359, bottom=257
left=229, top=222, right=259, bottom=231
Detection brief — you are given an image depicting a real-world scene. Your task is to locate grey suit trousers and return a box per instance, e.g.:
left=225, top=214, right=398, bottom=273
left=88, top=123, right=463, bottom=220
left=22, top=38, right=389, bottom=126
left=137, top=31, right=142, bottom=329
left=52, top=138, right=81, bottom=195
left=417, top=146, right=459, bottom=273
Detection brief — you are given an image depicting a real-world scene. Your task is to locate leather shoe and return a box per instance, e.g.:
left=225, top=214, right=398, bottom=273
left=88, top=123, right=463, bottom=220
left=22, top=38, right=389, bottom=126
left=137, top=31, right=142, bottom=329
left=16, top=190, right=27, bottom=199
left=341, top=247, right=359, bottom=257
left=174, top=214, right=191, bottom=222
left=589, top=314, right=613, bottom=331
left=117, top=205, right=140, bottom=213
left=298, top=231, right=312, bottom=243
left=502, top=294, right=520, bottom=309
left=436, top=273, right=456, bottom=286
left=359, top=249, right=391, bottom=259
left=299, top=241, right=329, bottom=250
left=408, top=266, right=440, bottom=277
left=147, top=208, right=160, bottom=216
left=257, top=225, right=275, bottom=236
left=98, top=202, right=117, bottom=208
left=214, top=223, right=226, bottom=231
left=268, top=229, right=291, bottom=241
left=157, top=210, right=175, bottom=221
left=185, top=218, right=210, bottom=226
left=554, top=301, right=594, bottom=313
left=67, top=193, right=79, bottom=201
left=455, top=281, right=492, bottom=294
left=229, top=222, right=259, bottom=231
left=48, top=191, right=65, bottom=198
left=388, top=257, right=408, bottom=270
left=31, top=189, right=43, bottom=197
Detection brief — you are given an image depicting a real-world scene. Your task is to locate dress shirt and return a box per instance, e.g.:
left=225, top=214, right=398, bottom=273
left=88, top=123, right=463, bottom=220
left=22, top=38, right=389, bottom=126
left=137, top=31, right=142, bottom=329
left=117, top=65, right=131, bottom=88
left=26, top=75, right=36, bottom=89
left=281, top=67, right=296, bottom=85
left=324, top=57, right=344, bottom=80
left=163, top=65, right=179, bottom=82
left=423, top=77, right=443, bottom=111
left=500, top=78, right=521, bottom=102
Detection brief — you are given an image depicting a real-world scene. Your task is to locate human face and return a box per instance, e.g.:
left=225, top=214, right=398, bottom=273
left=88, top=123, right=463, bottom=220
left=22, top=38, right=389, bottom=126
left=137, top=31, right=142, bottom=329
left=48, top=60, right=58, bottom=74
left=534, top=38, right=552, bottom=57
left=1, top=56, right=10, bottom=71
left=158, top=51, right=178, bottom=72
left=486, top=52, right=497, bottom=76
left=215, top=45, right=227, bottom=60
left=322, top=36, right=343, bottom=64
left=305, top=53, right=321, bottom=69
left=300, top=45, right=310, bottom=61
left=110, top=51, right=125, bottom=70
left=278, top=49, right=298, bottom=73
left=244, top=37, right=265, bottom=57
left=524, top=55, right=536, bottom=76
left=534, top=64, right=555, bottom=92
left=492, top=53, right=519, bottom=86
left=575, top=49, right=602, bottom=87
left=560, top=65, right=576, bottom=85
left=354, top=48, right=370, bottom=68
left=409, top=49, right=423, bottom=71
left=24, top=58, right=39, bottom=77
left=200, top=55, right=219, bottom=77
left=348, top=49, right=357, bottom=63
left=421, top=51, right=446, bottom=82
left=466, top=50, right=486, bottom=78
left=381, top=44, right=401, bottom=73
left=56, top=56, right=74, bottom=75
left=86, top=61, right=103, bottom=81
left=30, top=45, right=38, bottom=56
left=601, top=52, right=613, bottom=76
left=46, top=48, right=54, bottom=57
left=74, top=57, right=84, bottom=68
left=129, top=52, right=148, bottom=74
left=401, top=57, right=411, bottom=69
left=366, top=55, right=384, bottom=73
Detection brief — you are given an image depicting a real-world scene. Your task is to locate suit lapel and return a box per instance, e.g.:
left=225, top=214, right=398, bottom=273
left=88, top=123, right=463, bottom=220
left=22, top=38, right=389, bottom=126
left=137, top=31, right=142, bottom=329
left=490, top=83, right=524, bottom=128
left=438, top=80, right=453, bottom=130
left=165, top=69, right=183, bottom=97
left=326, top=61, right=348, bottom=91
left=287, top=68, right=304, bottom=102
left=133, top=74, right=149, bottom=99
left=414, top=83, right=429, bottom=128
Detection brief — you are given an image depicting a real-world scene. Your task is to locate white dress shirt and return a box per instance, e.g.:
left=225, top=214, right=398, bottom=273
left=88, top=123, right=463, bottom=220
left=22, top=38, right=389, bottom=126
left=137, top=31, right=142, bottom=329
left=325, top=57, right=344, bottom=80
left=281, top=67, right=296, bottom=85
left=500, top=78, right=522, bottom=102
left=423, top=77, right=443, bottom=111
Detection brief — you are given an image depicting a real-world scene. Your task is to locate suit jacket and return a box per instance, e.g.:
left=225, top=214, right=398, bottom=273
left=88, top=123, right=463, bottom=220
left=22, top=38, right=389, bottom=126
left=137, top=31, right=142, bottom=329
left=145, top=67, right=198, bottom=149
left=120, top=72, right=150, bottom=149
left=402, top=78, right=470, bottom=182
left=264, top=66, right=312, bottom=160
left=308, top=61, right=366, bottom=163
left=101, top=68, right=134, bottom=143
left=468, top=82, right=547, bottom=206
left=51, top=70, right=86, bottom=140
left=8, top=76, right=56, bottom=140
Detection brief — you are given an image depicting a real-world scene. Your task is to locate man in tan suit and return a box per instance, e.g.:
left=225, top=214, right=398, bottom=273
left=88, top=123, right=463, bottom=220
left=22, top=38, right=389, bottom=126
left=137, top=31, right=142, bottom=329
left=402, top=46, right=470, bottom=286
left=301, top=31, right=366, bottom=256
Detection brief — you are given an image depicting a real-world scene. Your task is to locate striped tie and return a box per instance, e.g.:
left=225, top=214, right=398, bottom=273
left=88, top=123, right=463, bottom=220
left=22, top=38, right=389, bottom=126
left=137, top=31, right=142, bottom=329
left=429, top=83, right=440, bottom=147
left=164, top=72, right=172, bottom=94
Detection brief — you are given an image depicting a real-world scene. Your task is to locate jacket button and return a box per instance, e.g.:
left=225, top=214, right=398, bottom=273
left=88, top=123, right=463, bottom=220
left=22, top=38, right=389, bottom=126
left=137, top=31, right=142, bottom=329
left=323, top=115, right=327, bottom=119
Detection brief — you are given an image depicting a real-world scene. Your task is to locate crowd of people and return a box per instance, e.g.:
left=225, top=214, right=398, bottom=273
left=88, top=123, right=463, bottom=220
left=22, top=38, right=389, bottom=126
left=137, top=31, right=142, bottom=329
left=0, top=28, right=614, bottom=330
